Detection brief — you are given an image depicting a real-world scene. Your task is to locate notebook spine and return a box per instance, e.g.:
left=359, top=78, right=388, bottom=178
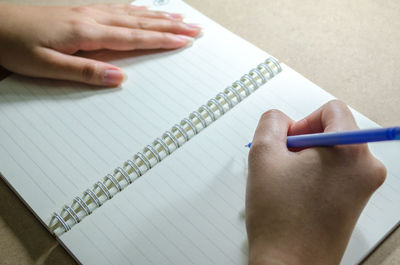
left=49, top=57, right=282, bottom=235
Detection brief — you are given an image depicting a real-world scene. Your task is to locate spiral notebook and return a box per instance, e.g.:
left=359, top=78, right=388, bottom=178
left=1, top=0, right=400, bottom=264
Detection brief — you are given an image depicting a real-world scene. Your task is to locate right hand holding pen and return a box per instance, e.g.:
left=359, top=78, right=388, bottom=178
left=246, top=100, right=386, bottom=265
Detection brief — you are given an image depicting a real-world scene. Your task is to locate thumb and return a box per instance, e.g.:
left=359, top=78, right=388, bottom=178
left=288, top=100, right=359, bottom=136
left=36, top=48, right=126, bottom=87
left=251, top=109, right=294, bottom=154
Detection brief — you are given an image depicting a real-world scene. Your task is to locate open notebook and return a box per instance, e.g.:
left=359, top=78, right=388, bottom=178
left=0, top=0, right=399, bottom=264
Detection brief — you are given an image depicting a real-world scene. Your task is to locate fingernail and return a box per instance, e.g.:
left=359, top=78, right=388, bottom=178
left=167, top=13, right=184, bottom=20
left=195, top=30, right=204, bottom=38
left=103, top=69, right=125, bottom=86
left=122, top=72, right=128, bottom=83
left=186, top=23, right=202, bottom=30
left=175, top=35, right=194, bottom=47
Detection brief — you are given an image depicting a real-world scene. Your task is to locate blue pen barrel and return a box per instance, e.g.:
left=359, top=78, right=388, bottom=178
left=287, top=127, right=400, bottom=148
left=396, top=127, right=400, bottom=140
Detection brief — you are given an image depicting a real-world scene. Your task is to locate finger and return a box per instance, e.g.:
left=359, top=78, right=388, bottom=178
left=289, top=100, right=359, bottom=135
left=124, top=4, right=148, bottom=10
left=78, top=25, right=193, bottom=51
left=34, top=47, right=126, bottom=87
left=126, top=9, right=184, bottom=21
left=251, top=109, right=294, bottom=153
left=99, top=16, right=201, bottom=37
left=93, top=4, right=183, bottom=21
left=91, top=3, right=148, bottom=12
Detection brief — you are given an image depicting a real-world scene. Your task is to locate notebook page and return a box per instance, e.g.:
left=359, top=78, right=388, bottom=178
left=59, top=64, right=400, bottom=265
left=0, top=0, right=270, bottom=225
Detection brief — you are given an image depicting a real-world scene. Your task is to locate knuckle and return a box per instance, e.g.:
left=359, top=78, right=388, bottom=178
left=136, top=19, right=151, bottom=30
left=70, top=6, right=91, bottom=14
left=154, top=11, right=166, bottom=17
left=260, top=109, right=283, bottom=121
left=32, top=46, right=49, bottom=61
left=30, top=48, right=57, bottom=73
left=348, top=149, right=388, bottom=192
left=69, top=20, right=90, bottom=41
left=368, top=159, right=387, bottom=190
left=168, top=20, right=180, bottom=29
left=160, top=32, right=173, bottom=48
left=81, top=63, right=97, bottom=82
left=325, top=99, right=352, bottom=116
left=326, top=99, right=347, bottom=110
left=130, top=29, right=143, bottom=42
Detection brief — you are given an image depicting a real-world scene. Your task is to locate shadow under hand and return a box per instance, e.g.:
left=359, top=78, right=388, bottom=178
left=0, top=65, right=11, bottom=81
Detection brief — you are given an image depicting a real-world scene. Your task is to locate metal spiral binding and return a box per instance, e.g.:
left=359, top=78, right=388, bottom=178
left=49, top=57, right=282, bottom=236
left=72, top=196, right=91, bottom=215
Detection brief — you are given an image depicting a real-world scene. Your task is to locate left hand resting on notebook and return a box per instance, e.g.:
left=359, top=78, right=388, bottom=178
left=0, top=3, right=201, bottom=87
left=246, top=100, right=386, bottom=265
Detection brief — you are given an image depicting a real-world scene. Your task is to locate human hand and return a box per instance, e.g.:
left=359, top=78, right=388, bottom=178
left=246, top=100, right=386, bottom=265
left=0, top=2, right=200, bottom=86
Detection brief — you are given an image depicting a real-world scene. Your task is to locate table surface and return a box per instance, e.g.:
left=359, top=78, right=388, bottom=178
left=0, top=0, right=399, bottom=264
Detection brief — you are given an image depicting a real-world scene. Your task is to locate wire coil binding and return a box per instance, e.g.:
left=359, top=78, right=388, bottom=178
left=50, top=57, right=282, bottom=235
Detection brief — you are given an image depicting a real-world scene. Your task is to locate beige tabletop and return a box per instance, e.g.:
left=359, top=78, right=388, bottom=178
left=0, top=0, right=399, bottom=264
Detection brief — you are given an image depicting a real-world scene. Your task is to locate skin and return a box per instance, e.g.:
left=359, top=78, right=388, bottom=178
left=246, top=100, right=387, bottom=265
left=0, top=2, right=201, bottom=86
left=0, top=3, right=385, bottom=264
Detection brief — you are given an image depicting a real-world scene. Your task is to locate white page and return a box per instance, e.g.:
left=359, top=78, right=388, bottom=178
left=60, top=65, right=400, bottom=265
left=0, top=0, right=270, bottom=225
left=1, top=0, right=398, bottom=263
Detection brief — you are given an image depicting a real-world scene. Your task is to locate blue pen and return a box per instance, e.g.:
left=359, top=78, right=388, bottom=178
left=246, top=126, right=400, bottom=148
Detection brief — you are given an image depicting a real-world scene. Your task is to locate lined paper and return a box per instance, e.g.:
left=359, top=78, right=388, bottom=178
left=60, top=65, right=400, bottom=265
left=1, top=0, right=399, bottom=264
left=0, top=0, right=269, bottom=224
